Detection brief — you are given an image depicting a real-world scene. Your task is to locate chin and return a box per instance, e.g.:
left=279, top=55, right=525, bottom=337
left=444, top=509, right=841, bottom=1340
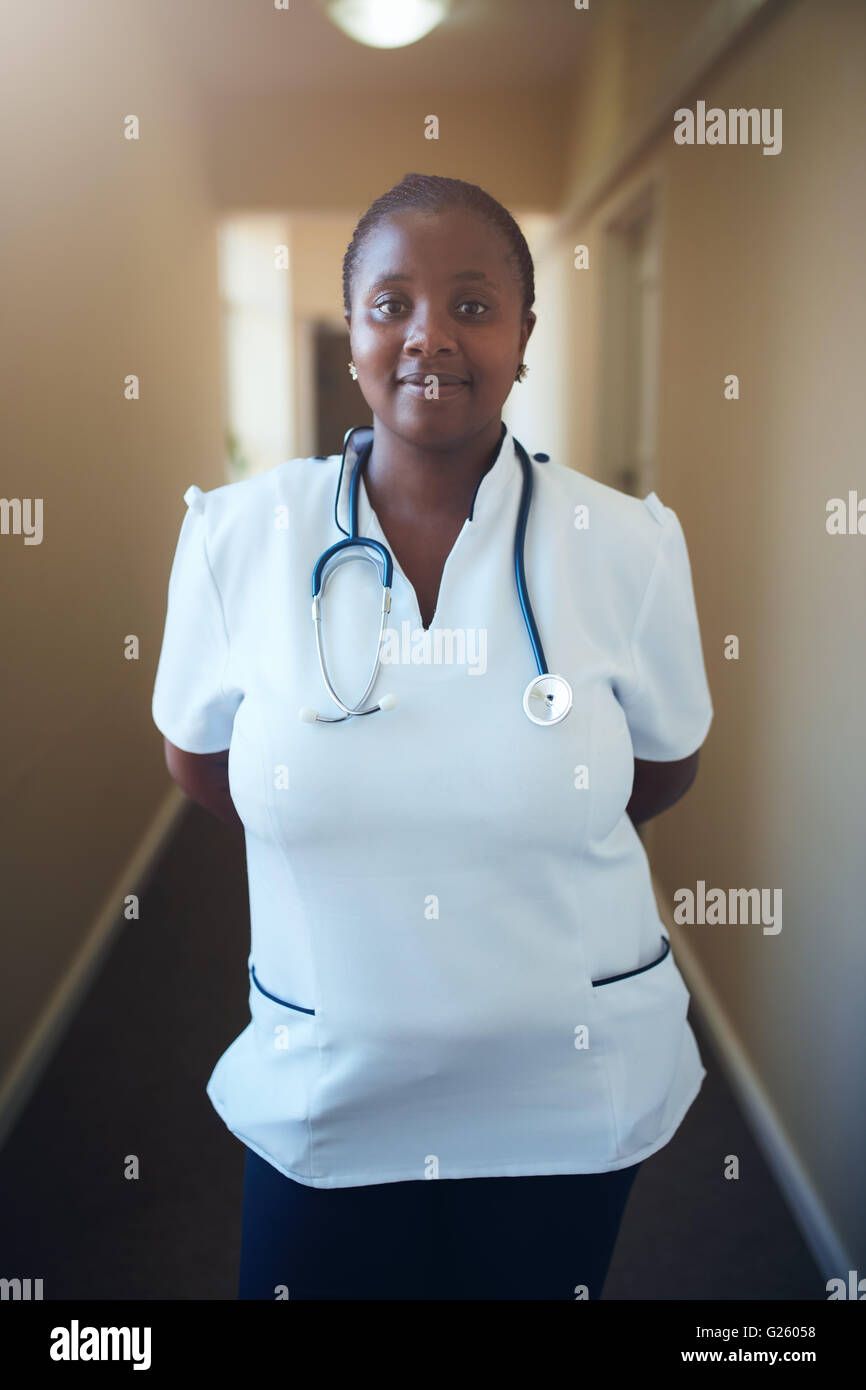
left=397, top=414, right=475, bottom=450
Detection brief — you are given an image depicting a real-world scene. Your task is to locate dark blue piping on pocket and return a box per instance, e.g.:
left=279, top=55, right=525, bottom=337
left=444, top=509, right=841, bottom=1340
left=250, top=964, right=316, bottom=1015
left=591, top=934, right=671, bottom=987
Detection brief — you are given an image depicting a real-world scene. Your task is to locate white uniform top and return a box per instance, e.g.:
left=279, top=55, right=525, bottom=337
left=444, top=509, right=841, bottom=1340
left=152, top=421, right=713, bottom=1188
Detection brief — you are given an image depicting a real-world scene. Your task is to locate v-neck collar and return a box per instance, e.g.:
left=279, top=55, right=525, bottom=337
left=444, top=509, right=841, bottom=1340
left=332, top=420, right=521, bottom=635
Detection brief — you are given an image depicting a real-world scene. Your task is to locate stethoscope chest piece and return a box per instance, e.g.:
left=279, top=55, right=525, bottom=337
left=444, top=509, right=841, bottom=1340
left=522, top=673, right=573, bottom=725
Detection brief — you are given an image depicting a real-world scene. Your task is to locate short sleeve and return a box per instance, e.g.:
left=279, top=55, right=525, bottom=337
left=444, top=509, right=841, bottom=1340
left=619, top=499, right=713, bottom=761
left=152, top=486, right=241, bottom=754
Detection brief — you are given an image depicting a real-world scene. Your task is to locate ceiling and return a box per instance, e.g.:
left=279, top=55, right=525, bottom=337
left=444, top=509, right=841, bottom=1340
left=150, top=0, right=591, bottom=98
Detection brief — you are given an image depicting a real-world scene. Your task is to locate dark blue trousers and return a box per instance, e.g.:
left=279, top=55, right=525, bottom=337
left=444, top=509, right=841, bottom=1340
left=237, top=1147, right=642, bottom=1300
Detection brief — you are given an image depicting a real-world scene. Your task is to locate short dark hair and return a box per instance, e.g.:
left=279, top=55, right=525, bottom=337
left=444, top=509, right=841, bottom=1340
left=342, top=172, right=535, bottom=320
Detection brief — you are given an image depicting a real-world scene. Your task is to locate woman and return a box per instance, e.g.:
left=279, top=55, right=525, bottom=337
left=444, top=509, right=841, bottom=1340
left=152, top=173, right=713, bottom=1301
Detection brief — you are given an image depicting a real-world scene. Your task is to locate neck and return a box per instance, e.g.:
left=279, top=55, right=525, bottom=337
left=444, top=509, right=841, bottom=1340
left=362, top=416, right=505, bottom=523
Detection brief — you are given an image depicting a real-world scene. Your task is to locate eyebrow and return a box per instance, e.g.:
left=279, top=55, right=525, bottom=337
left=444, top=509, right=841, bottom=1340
left=366, top=270, right=499, bottom=294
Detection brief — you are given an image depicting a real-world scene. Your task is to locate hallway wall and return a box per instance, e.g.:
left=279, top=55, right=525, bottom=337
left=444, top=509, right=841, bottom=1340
left=0, top=1, right=227, bottom=1073
left=530, top=0, right=865, bottom=1262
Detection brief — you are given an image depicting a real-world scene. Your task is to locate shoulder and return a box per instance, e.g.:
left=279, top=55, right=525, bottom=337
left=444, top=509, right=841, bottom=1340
left=529, top=449, right=672, bottom=564
left=181, top=454, right=338, bottom=546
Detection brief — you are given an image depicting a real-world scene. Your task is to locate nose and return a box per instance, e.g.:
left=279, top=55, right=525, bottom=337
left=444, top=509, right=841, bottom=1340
left=402, top=302, right=459, bottom=357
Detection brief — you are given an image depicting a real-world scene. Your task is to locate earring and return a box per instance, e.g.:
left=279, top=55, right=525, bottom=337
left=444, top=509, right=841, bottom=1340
left=348, top=361, right=358, bottom=380
left=516, top=363, right=529, bottom=382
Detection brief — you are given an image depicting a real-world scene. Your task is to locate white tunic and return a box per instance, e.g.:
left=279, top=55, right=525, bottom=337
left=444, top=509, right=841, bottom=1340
left=152, top=421, right=713, bottom=1188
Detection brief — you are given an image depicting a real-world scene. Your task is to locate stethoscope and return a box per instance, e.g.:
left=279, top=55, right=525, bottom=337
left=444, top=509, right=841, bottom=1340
left=298, top=425, right=573, bottom=727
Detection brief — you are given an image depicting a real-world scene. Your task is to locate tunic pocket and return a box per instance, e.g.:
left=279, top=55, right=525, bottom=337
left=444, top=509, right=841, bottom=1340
left=590, top=933, right=671, bottom=987
left=250, top=963, right=316, bottom=1015
left=589, top=935, right=691, bottom=1158
left=206, top=960, right=322, bottom=1182
left=245, top=961, right=320, bottom=1121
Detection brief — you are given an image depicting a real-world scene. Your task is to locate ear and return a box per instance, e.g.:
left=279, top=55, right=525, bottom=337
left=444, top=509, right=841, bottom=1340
left=520, top=311, right=536, bottom=354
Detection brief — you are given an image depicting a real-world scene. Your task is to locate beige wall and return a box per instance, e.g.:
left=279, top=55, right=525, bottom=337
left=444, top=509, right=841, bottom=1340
left=203, top=84, right=571, bottom=214
left=533, top=0, right=866, bottom=1262
left=0, top=2, right=227, bottom=1057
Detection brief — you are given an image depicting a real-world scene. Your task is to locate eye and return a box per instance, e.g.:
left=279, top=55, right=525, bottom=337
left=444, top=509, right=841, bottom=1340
left=457, top=300, right=488, bottom=316
left=374, top=297, right=404, bottom=316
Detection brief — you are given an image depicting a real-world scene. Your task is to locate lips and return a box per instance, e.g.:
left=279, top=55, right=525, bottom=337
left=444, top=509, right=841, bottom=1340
left=398, top=371, right=469, bottom=399
left=398, top=372, right=468, bottom=386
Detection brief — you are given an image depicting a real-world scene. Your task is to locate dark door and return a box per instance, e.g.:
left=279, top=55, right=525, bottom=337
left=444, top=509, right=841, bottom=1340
left=313, top=323, right=369, bottom=458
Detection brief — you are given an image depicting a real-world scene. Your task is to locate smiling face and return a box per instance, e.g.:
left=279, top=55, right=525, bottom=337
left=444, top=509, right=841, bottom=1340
left=345, top=207, right=535, bottom=450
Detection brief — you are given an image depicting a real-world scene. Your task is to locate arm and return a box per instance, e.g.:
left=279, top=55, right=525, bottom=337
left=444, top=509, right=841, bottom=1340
left=163, top=738, right=243, bottom=831
left=627, top=749, right=700, bottom=828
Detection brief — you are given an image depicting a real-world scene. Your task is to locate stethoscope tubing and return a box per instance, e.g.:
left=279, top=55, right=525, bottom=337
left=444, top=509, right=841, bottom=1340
left=306, top=425, right=569, bottom=724
left=339, top=429, right=547, bottom=678
left=511, top=441, right=547, bottom=680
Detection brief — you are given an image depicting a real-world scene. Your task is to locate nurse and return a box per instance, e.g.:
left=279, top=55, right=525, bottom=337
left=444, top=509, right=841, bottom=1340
left=153, top=172, right=713, bottom=1300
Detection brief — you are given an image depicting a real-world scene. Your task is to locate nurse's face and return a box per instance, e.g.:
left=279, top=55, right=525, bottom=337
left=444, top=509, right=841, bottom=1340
left=345, top=208, right=535, bottom=447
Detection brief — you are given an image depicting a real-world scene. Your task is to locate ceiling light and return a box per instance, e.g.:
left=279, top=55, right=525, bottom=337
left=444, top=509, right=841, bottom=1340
left=320, top=0, right=453, bottom=50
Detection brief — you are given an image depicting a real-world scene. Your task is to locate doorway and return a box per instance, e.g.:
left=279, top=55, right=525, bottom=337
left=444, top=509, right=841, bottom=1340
left=313, top=322, right=366, bottom=458
left=597, top=187, right=662, bottom=498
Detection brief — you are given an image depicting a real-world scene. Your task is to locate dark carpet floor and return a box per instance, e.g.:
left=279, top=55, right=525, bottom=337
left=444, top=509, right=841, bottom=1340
left=0, top=802, right=825, bottom=1299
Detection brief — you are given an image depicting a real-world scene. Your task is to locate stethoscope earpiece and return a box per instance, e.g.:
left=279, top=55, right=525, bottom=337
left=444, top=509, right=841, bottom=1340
left=299, top=693, right=398, bottom=724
